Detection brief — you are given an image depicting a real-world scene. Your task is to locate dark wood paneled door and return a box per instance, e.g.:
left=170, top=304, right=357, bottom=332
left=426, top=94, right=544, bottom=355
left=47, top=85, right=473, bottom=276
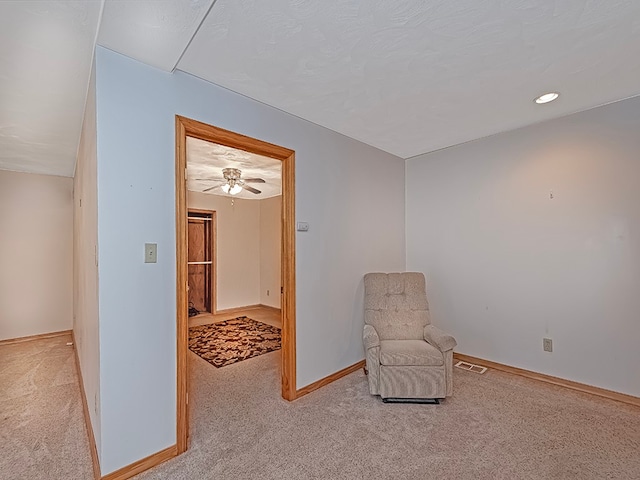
left=187, top=210, right=215, bottom=314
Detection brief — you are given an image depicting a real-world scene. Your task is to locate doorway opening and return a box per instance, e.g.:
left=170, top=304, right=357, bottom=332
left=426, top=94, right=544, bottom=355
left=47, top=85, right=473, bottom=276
left=175, top=116, right=296, bottom=453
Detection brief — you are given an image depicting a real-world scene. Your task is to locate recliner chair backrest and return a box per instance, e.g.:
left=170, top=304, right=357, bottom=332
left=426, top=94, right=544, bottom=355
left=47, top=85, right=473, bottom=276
left=364, top=272, right=431, bottom=340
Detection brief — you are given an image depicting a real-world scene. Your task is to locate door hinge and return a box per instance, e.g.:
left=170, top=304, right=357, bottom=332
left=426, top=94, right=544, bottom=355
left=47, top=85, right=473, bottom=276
left=185, top=168, right=188, bottom=181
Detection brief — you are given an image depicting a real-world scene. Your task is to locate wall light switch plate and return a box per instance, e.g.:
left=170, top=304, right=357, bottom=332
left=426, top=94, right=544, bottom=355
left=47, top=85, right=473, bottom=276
left=297, top=222, right=309, bottom=232
left=145, top=243, right=157, bottom=263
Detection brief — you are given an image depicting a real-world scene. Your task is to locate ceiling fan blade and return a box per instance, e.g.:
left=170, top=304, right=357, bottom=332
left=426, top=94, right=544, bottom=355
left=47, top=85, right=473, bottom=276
left=194, top=177, right=224, bottom=181
left=243, top=178, right=265, bottom=183
left=202, top=185, right=221, bottom=192
left=243, top=185, right=262, bottom=194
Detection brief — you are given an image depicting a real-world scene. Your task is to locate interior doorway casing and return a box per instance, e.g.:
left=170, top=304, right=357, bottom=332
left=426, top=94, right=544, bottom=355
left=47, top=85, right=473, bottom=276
left=175, top=116, right=296, bottom=454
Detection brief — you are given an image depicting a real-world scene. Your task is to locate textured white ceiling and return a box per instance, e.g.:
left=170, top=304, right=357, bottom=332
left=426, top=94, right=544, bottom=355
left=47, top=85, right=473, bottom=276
left=0, top=0, right=101, bottom=176
left=98, top=0, right=215, bottom=72
left=4, top=1, right=640, bottom=178
left=178, top=0, right=640, bottom=158
left=187, top=137, right=281, bottom=200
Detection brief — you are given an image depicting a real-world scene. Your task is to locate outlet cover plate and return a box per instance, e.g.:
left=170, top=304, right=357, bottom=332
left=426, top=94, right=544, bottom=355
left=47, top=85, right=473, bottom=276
left=145, top=243, right=157, bottom=263
left=543, top=338, right=553, bottom=352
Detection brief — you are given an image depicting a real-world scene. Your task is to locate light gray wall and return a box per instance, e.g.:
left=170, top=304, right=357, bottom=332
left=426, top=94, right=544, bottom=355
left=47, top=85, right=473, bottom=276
left=0, top=170, right=73, bottom=340
left=407, top=95, right=640, bottom=397
left=73, top=59, right=101, bottom=462
left=95, top=46, right=405, bottom=475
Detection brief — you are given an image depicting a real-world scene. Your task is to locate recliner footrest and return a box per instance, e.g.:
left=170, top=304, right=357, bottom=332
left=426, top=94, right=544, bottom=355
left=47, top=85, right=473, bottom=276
left=382, top=397, right=440, bottom=404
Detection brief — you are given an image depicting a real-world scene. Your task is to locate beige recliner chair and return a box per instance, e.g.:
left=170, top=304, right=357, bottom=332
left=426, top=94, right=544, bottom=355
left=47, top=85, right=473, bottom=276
left=363, top=272, right=457, bottom=403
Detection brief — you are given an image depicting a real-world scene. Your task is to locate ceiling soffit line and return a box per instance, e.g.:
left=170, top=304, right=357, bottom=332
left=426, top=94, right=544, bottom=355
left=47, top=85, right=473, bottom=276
left=72, top=0, right=106, bottom=178
left=170, top=0, right=220, bottom=73
left=97, top=0, right=218, bottom=73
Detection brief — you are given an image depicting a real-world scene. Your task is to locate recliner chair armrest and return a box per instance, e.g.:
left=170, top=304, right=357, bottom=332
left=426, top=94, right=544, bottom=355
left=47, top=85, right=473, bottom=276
left=363, top=324, right=380, bottom=350
left=424, top=325, right=457, bottom=352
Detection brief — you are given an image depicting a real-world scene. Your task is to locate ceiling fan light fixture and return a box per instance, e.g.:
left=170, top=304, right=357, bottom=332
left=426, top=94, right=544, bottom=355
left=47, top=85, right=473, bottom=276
left=221, top=183, right=242, bottom=195
left=534, top=92, right=559, bottom=104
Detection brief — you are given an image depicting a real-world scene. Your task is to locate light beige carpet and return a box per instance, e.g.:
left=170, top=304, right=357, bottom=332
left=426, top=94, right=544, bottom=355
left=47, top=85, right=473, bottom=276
left=137, top=351, right=640, bottom=480
left=0, top=334, right=93, bottom=480
left=2, top=336, right=639, bottom=479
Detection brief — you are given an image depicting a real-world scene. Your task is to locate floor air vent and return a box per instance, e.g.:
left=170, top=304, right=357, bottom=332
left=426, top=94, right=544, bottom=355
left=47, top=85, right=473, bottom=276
left=455, top=360, right=487, bottom=374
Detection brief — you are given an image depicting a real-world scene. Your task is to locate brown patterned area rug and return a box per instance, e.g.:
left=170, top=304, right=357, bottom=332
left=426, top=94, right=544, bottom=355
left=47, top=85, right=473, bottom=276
left=189, top=316, right=281, bottom=368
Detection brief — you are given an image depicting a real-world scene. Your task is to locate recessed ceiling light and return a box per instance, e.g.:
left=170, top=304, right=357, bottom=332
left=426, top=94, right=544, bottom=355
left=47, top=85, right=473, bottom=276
left=534, top=92, right=559, bottom=104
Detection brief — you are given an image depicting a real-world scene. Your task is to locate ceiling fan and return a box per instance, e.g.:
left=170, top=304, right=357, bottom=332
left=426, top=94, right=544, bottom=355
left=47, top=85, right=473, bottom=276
left=198, top=168, right=265, bottom=195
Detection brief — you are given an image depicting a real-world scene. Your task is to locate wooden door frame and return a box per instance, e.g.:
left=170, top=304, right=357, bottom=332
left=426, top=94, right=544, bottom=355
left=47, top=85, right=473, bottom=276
left=187, top=208, right=217, bottom=314
left=175, top=116, right=296, bottom=454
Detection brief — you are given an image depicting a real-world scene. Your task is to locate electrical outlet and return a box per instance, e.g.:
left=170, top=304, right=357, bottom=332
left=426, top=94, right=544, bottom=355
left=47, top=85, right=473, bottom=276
left=543, top=338, right=553, bottom=352
left=267, top=290, right=270, bottom=296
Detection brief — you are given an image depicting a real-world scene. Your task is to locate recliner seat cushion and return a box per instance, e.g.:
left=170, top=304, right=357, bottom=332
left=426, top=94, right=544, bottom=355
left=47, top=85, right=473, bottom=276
left=379, top=340, right=444, bottom=366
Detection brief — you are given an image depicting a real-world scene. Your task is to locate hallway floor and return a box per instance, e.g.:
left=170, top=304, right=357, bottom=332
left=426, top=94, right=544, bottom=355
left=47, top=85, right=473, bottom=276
left=0, top=333, right=93, bottom=480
